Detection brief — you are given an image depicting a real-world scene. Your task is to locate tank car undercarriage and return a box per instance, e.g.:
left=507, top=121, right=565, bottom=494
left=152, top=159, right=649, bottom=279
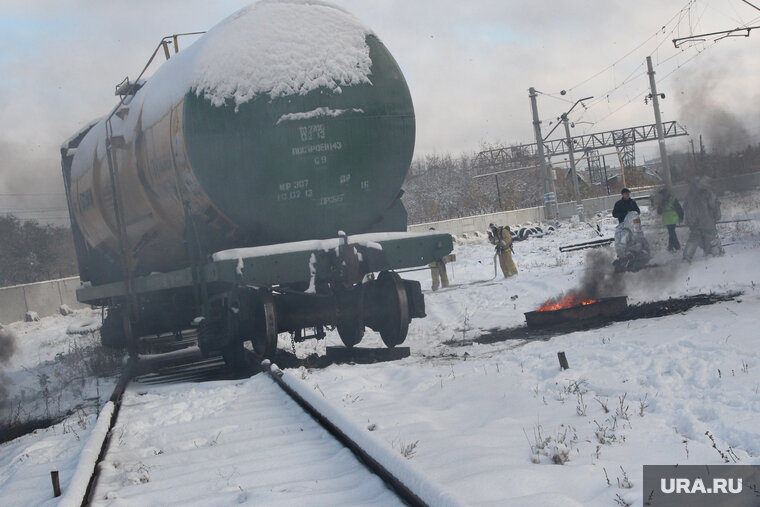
left=89, top=231, right=451, bottom=368
left=195, top=269, right=422, bottom=368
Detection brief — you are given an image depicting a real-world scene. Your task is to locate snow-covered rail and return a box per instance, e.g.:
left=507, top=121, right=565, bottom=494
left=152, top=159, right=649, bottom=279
left=57, top=360, right=136, bottom=506
left=70, top=353, right=462, bottom=506
left=264, top=361, right=463, bottom=507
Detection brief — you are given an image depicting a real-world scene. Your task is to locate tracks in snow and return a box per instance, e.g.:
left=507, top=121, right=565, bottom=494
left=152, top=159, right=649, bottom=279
left=74, top=351, right=460, bottom=506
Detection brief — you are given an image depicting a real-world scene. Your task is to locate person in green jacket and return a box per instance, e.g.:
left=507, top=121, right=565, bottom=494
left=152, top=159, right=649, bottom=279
left=655, top=187, right=684, bottom=252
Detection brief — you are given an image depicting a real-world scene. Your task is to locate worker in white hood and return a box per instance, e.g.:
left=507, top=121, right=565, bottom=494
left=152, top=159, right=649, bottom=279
left=613, top=211, right=651, bottom=272
left=683, top=176, right=724, bottom=262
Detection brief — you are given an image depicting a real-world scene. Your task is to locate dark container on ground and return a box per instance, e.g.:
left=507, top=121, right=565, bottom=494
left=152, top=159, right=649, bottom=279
left=525, top=296, right=628, bottom=328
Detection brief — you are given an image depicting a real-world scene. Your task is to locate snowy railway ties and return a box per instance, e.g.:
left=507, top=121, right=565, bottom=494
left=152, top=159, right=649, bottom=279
left=70, top=353, right=461, bottom=506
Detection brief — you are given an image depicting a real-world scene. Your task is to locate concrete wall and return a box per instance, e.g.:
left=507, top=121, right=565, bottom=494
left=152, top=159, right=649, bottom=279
left=408, top=171, right=760, bottom=236
left=408, top=206, right=545, bottom=236
left=0, top=277, right=86, bottom=324
left=408, top=191, right=649, bottom=236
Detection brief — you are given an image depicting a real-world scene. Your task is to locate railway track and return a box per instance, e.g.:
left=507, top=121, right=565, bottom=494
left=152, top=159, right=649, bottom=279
left=61, top=349, right=461, bottom=506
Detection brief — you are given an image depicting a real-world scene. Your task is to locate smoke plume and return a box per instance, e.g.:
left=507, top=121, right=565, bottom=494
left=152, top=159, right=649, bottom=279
left=0, top=326, right=15, bottom=365
left=570, top=239, right=684, bottom=300
left=675, top=66, right=755, bottom=157
left=556, top=245, right=683, bottom=304
left=575, top=249, right=624, bottom=299
left=539, top=249, right=624, bottom=307
left=0, top=325, right=18, bottom=402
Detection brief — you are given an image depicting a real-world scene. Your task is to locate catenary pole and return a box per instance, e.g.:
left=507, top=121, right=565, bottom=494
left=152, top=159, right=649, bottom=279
left=562, top=114, right=584, bottom=221
left=529, top=87, right=556, bottom=223
left=646, top=56, right=673, bottom=190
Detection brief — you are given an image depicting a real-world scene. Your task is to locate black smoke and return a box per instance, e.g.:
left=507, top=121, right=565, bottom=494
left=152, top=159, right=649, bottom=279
left=546, top=245, right=683, bottom=306
left=539, top=249, right=623, bottom=307
left=0, top=327, right=15, bottom=365
left=575, top=249, right=623, bottom=298
left=0, top=326, right=17, bottom=402
left=675, top=65, right=755, bottom=157
left=574, top=242, right=684, bottom=298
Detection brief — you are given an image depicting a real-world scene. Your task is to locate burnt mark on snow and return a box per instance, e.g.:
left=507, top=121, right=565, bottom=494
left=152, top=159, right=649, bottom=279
left=469, top=291, right=743, bottom=346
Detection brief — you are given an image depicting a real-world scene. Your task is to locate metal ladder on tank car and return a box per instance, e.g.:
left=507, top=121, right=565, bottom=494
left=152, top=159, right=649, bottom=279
left=102, top=31, right=206, bottom=357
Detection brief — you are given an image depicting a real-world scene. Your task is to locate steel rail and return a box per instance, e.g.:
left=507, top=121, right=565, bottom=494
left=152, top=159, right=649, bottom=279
left=55, top=359, right=137, bottom=507
left=65, top=346, right=459, bottom=506
left=263, top=361, right=462, bottom=507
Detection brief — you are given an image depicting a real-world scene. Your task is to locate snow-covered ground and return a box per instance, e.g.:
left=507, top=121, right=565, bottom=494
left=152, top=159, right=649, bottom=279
left=1, top=190, right=759, bottom=505
left=1, top=307, right=119, bottom=432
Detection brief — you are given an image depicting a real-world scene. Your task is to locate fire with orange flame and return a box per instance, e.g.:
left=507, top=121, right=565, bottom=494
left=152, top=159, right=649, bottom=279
left=536, top=294, right=598, bottom=312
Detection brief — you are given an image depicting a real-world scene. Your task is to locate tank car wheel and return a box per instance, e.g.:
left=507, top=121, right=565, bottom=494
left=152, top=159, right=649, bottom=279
left=221, top=340, right=250, bottom=371
left=376, top=271, right=409, bottom=348
left=251, top=290, right=277, bottom=360
left=336, top=286, right=365, bottom=348
left=221, top=302, right=251, bottom=371
left=337, top=318, right=364, bottom=348
left=100, top=307, right=127, bottom=349
left=197, top=318, right=220, bottom=358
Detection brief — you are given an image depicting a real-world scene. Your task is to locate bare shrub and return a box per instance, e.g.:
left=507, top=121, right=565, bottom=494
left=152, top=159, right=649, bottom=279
left=525, top=424, right=578, bottom=465
left=393, top=440, right=419, bottom=459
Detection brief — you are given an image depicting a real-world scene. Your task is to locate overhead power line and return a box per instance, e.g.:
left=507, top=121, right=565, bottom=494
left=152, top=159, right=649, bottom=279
left=563, top=0, right=697, bottom=95
left=741, top=0, right=760, bottom=12
left=552, top=1, right=760, bottom=131
left=672, top=24, right=760, bottom=47
left=0, top=193, right=66, bottom=197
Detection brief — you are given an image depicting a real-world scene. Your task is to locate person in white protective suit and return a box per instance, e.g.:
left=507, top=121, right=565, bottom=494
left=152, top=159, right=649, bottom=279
left=682, top=176, right=724, bottom=262
left=613, top=211, right=651, bottom=272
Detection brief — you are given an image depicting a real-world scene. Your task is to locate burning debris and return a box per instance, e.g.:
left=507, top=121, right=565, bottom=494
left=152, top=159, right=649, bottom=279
left=528, top=249, right=627, bottom=328
left=474, top=292, right=742, bottom=345
left=527, top=245, right=684, bottom=328
left=526, top=297, right=628, bottom=328
left=537, top=295, right=598, bottom=312
left=536, top=249, right=622, bottom=314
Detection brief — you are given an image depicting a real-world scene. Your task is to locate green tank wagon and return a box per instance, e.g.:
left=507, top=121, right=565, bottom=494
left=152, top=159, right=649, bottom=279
left=61, top=1, right=453, bottom=364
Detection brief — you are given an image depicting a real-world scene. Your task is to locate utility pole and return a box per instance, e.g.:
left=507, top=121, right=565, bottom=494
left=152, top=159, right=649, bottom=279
left=690, top=139, right=697, bottom=167
left=495, top=174, right=503, bottom=209
left=529, top=87, right=556, bottom=223
left=646, top=56, right=673, bottom=190
left=562, top=114, right=584, bottom=221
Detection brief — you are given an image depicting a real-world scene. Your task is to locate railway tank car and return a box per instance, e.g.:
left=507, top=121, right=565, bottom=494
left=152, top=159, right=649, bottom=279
left=61, top=0, right=453, bottom=364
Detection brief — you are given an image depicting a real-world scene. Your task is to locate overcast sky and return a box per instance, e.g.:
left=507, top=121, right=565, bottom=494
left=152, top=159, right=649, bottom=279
left=1, top=0, right=759, bottom=223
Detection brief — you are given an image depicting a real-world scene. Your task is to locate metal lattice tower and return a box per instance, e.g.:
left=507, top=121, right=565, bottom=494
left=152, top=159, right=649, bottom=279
left=583, top=148, right=603, bottom=184
left=475, top=121, right=687, bottom=171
